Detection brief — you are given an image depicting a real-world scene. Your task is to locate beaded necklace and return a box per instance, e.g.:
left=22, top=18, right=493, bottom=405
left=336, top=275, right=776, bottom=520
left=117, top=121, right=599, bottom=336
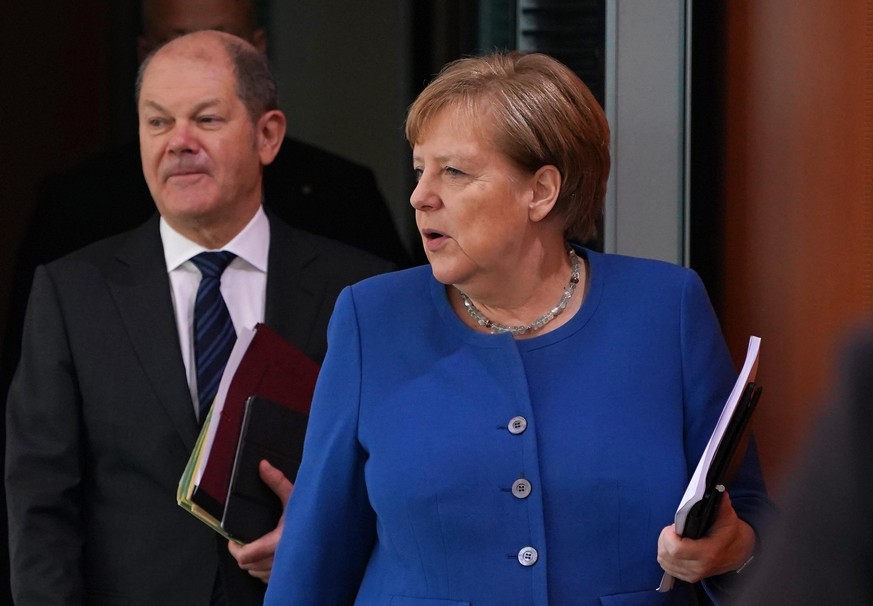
left=458, top=248, right=581, bottom=336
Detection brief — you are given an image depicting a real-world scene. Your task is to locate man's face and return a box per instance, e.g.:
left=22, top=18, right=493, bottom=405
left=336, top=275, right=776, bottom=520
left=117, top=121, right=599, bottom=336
left=137, top=37, right=265, bottom=243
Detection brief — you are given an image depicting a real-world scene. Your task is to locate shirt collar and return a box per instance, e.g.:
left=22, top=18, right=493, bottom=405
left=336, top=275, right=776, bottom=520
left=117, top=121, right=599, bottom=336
left=160, top=206, right=271, bottom=272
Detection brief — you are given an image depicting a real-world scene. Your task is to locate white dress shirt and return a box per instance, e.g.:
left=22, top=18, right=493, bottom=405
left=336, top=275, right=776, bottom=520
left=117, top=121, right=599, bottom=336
left=160, top=207, right=270, bottom=415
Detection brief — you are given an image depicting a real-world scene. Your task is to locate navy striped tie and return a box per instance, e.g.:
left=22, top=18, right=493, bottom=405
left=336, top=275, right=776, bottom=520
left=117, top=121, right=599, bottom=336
left=191, top=251, right=237, bottom=424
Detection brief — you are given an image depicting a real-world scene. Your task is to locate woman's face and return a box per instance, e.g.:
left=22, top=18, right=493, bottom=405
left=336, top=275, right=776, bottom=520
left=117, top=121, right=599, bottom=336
left=410, top=107, right=539, bottom=291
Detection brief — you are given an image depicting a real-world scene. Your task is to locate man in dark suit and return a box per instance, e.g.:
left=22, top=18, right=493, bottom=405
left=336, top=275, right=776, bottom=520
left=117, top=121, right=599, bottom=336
left=0, top=0, right=410, bottom=395
left=1, top=0, right=410, bottom=396
left=5, top=30, right=393, bottom=605
left=0, top=5, right=409, bottom=598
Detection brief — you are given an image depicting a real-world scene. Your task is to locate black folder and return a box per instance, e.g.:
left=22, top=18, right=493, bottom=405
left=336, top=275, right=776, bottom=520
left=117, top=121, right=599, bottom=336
left=679, top=382, right=763, bottom=539
left=221, top=396, right=309, bottom=543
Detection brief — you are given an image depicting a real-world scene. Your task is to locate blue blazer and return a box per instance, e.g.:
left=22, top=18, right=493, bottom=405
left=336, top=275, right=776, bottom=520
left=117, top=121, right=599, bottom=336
left=266, top=249, right=771, bottom=606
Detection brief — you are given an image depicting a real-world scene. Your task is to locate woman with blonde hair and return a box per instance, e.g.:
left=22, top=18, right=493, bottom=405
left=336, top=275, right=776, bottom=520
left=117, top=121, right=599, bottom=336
left=265, top=51, right=771, bottom=606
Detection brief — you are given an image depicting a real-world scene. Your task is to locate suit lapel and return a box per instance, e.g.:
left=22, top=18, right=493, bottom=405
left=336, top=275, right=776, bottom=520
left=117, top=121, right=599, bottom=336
left=107, top=217, right=200, bottom=450
left=101, top=214, right=323, bottom=452
left=264, top=216, right=321, bottom=356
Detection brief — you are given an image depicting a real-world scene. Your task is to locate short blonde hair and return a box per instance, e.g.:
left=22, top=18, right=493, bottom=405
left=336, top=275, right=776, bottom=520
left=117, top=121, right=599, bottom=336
left=406, top=51, right=610, bottom=242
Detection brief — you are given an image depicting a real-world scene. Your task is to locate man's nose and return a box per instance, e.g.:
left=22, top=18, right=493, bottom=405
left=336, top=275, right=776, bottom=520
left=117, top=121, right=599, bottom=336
left=167, top=122, right=199, bottom=154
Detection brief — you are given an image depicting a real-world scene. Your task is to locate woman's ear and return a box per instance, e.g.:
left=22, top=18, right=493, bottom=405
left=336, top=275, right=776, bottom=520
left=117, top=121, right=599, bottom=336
left=528, top=165, right=561, bottom=223
left=257, top=109, right=287, bottom=166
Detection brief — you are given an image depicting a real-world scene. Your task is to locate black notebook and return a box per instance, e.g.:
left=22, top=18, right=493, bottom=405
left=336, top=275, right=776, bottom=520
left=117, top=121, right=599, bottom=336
left=680, top=381, right=763, bottom=539
left=221, top=396, right=309, bottom=543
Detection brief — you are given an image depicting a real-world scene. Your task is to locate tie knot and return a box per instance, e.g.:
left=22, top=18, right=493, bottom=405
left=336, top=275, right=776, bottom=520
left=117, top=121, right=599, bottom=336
left=191, top=251, right=237, bottom=279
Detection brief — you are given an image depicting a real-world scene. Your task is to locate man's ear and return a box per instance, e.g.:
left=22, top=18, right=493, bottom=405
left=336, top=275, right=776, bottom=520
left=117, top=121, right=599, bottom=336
left=528, top=165, right=561, bottom=223
left=257, top=109, right=287, bottom=165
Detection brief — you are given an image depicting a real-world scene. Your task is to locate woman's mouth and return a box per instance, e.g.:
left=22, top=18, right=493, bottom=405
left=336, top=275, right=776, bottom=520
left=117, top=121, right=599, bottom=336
left=422, top=229, right=448, bottom=251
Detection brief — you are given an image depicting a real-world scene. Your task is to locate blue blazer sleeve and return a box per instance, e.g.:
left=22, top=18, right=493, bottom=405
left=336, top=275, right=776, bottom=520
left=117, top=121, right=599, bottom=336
left=677, top=272, right=773, bottom=600
left=265, top=287, right=376, bottom=605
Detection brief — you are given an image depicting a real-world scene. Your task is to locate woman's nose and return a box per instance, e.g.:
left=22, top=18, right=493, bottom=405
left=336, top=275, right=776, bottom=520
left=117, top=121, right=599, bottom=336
left=410, top=174, right=440, bottom=211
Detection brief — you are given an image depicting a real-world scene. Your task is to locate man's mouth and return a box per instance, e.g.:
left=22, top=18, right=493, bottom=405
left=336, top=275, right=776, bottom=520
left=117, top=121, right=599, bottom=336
left=162, top=161, right=210, bottom=181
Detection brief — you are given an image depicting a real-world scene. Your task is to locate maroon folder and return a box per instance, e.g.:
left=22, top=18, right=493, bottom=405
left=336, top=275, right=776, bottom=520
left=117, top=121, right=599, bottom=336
left=191, top=323, right=319, bottom=520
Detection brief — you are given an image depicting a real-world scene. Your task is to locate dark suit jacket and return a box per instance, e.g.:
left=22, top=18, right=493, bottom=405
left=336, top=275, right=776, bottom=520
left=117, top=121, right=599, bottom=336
left=2, top=135, right=413, bottom=405
left=4, top=213, right=394, bottom=606
left=0, top=139, right=415, bottom=604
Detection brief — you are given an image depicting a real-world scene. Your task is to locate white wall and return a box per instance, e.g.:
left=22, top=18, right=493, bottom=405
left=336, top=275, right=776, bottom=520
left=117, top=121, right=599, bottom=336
left=604, top=0, right=690, bottom=265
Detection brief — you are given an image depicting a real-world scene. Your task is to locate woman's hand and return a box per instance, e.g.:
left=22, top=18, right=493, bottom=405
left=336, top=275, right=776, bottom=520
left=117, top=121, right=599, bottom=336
left=657, top=491, right=756, bottom=583
left=227, top=459, right=295, bottom=583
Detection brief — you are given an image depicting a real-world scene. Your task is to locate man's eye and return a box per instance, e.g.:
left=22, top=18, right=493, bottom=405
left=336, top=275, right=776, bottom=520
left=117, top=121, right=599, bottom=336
left=198, top=116, right=222, bottom=125
left=147, top=118, right=165, bottom=127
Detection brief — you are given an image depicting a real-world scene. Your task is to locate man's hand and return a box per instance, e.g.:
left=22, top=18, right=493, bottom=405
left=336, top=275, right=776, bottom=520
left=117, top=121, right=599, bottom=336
left=657, top=491, right=757, bottom=583
left=227, top=459, right=294, bottom=582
